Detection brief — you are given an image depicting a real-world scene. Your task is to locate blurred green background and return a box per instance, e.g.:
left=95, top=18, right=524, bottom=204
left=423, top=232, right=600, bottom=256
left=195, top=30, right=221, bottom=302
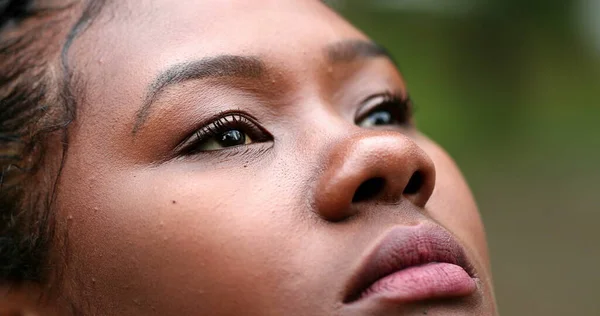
left=336, top=1, right=600, bottom=315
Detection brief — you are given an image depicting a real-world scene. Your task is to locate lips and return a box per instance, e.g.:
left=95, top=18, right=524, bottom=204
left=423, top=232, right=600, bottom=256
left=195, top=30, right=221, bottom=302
left=344, top=224, right=477, bottom=303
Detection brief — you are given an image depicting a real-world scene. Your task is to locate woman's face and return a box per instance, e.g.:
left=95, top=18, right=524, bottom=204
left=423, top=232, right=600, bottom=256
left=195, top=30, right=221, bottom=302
left=55, top=0, right=496, bottom=315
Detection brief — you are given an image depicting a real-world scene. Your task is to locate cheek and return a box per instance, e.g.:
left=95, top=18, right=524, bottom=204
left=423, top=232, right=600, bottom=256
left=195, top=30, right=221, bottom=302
left=56, top=163, right=306, bottom=314
left=419, top=139, right=491, bottom=275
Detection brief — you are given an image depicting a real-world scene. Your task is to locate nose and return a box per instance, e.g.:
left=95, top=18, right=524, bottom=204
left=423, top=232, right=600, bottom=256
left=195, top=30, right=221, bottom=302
left=312, top=132, right=436, bottom=222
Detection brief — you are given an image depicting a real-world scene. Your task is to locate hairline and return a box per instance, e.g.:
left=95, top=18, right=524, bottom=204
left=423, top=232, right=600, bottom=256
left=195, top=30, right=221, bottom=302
left=38, top=1, right=108, bottom=313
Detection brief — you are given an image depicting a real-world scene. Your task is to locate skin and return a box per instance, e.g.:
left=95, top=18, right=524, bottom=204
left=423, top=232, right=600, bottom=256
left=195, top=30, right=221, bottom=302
left=16, top=0, right=497, bottom=314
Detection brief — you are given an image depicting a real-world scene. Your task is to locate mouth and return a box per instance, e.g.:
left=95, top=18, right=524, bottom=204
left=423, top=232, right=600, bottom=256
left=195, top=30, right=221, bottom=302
left=343, top=224, right=477, bottom=304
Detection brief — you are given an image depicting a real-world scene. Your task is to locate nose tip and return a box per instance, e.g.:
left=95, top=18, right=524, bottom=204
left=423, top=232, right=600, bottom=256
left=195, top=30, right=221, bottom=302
left=312, top=133, right=436, bottom=222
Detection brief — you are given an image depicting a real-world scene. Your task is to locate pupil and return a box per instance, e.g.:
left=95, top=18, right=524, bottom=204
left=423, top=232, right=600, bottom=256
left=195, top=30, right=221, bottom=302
left=369, top=111, right=392, bottom=125
left=218, top=129, right=245, bottom=147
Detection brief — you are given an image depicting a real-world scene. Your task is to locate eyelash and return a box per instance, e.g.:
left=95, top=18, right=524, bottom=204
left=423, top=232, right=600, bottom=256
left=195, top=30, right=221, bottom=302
left=179, top=112, right=270, bottom=156
left=357, top=92, right=413, bottom=126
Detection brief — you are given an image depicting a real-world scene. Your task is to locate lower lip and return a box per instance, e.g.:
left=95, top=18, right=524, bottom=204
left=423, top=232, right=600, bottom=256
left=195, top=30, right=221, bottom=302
left=360, top=263, right=476, bottom=302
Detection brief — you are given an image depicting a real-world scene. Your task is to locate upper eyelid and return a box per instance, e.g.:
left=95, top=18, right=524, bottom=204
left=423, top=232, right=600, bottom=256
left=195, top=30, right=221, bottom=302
left=354, top=91, right=410, bottom=122
left=178, top=116, right=240, bottom=152
left=175, top=112, right=270, bottom=155
left=180, top=110, right=259, bottom=137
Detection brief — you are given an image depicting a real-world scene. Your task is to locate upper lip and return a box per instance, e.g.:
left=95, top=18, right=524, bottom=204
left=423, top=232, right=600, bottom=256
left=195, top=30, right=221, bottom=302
left=343, top=224, right=476, bottom=303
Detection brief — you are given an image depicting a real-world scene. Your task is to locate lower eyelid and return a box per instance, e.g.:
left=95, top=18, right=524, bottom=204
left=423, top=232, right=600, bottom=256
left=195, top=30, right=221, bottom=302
left=175, top=141, right=274, bottom=164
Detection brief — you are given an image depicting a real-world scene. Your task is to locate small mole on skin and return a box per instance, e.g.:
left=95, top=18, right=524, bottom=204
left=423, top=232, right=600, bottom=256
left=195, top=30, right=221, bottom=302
left=172, top=200, right=177, bottom=204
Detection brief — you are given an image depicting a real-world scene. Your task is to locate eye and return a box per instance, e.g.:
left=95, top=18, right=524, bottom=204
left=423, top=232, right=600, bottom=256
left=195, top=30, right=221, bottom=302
left=179, top=113, right=271, bottom=154
left=356, top=93, right=412, bottom=128
left=199, top=128, right=252, bottom=151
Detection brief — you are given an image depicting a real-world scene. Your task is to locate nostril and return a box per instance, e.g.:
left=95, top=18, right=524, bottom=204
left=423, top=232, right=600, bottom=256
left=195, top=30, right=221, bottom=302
left=403, top=171, right=423, bottom=195
left=352, top=177, right=386, bottom=203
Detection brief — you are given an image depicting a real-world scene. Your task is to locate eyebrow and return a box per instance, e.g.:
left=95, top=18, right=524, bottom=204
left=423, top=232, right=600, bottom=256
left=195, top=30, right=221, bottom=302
left=132, top=40, right=393, bottom=134
left=326, top=40, right=394, bottom=64
left=133, top=55, right=265, bottom=134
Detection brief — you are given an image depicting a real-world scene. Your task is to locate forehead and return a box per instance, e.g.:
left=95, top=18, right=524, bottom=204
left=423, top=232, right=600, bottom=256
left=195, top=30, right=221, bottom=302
left=71, top=0, right=365, bottom=82
left=68, top=0, right=367, bottom=127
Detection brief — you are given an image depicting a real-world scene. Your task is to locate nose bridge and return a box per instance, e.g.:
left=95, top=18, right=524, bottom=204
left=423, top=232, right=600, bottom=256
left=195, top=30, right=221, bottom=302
left=312, top=131, right=436, bottom=222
